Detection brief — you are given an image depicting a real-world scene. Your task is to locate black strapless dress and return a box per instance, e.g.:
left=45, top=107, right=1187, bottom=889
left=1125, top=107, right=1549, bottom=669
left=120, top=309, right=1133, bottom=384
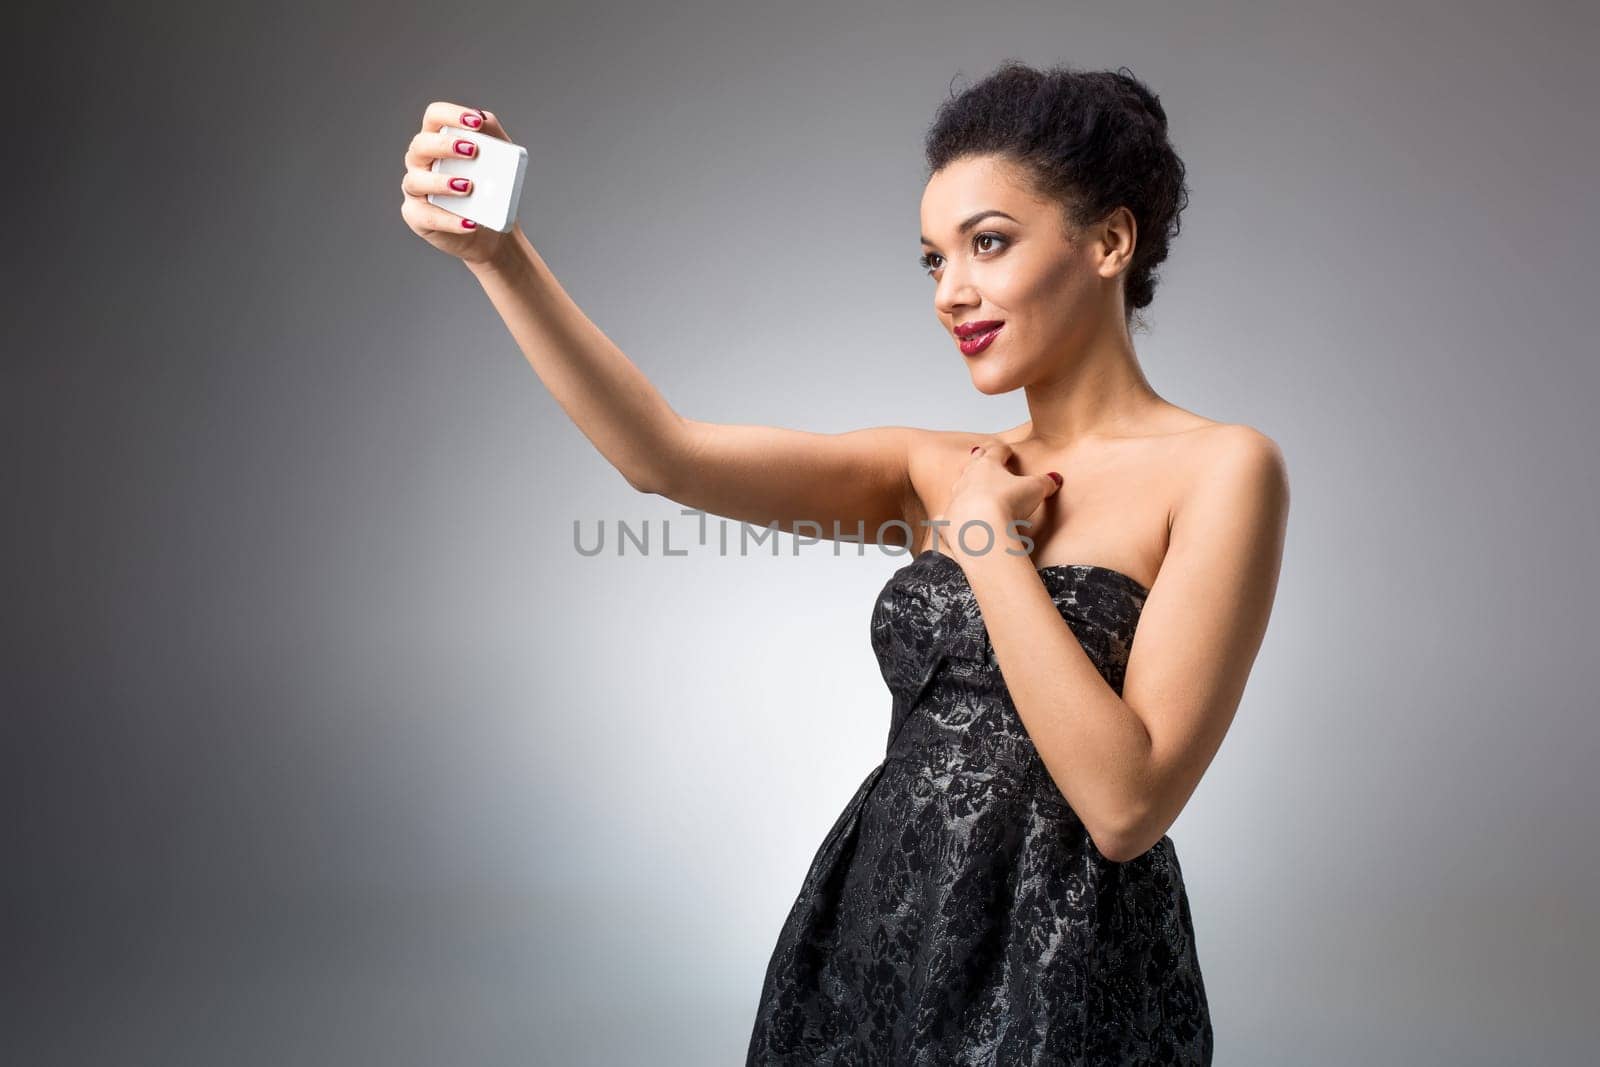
left=746, top=548, right=1213, bottom=1065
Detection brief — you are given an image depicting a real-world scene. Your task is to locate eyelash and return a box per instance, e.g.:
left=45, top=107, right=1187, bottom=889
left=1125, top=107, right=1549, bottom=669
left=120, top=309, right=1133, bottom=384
left=918, top=232, right=1008, bottom=277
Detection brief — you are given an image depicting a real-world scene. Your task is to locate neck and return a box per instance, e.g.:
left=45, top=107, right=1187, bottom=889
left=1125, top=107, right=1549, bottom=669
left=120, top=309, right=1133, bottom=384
left=1021, top=319, right=1162, bottom=447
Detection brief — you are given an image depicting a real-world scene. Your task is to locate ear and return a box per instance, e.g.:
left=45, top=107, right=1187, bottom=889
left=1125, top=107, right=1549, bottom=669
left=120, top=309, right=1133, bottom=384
left=1094, top=206, right=1138, bottom=280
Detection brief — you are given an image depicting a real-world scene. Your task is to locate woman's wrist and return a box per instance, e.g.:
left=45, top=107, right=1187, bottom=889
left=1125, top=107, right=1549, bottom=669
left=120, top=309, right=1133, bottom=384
left=466, top=224, right=533, bottom=283
left=942, top=507, right=1021, bottom=565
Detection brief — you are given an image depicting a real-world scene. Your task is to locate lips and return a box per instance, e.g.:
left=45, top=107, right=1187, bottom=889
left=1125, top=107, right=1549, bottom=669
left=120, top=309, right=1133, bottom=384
left=954, top=319, right=1005, bottom=339
left=958, top=323, right=1003, bottom=356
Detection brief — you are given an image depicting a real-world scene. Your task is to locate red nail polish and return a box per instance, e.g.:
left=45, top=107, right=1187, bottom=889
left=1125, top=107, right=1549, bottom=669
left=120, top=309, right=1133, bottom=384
left=461, top=111, right=483, bottom=128
left=970, top=445, right=980, bottom=453
left=461, top=219, right=477, bottom=229
left=454, top=139, right=476, bottom=156
left=1048, top=471, right=1062, bottom=487
left=449, top=178, right=470, bottom=191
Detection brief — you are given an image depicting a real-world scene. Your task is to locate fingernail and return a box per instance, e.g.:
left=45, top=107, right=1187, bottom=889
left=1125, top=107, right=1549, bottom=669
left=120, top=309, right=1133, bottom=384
left=461, top=219, right=477, bottom=229
left=461, top=111, right=483, bottom=129
left=449, top=177, right=470, bottom=191
left=970, top=445, right=980, bottom=453
left=1048, top=471, right=1062, bottom=486
left=454, top=139, right=476, bottom=156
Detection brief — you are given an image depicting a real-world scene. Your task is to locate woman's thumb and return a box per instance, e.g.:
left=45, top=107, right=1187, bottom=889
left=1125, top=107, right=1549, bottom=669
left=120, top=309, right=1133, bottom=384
left=1045, top=471, right=1063, bottom=494
left=476, top=108, right=511, bottom=140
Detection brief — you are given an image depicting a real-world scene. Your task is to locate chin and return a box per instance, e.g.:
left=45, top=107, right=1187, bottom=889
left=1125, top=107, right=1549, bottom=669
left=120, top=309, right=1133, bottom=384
left=967, top=363, right=1023, bottom=396
left=968, top=374, right=1017, bottom=397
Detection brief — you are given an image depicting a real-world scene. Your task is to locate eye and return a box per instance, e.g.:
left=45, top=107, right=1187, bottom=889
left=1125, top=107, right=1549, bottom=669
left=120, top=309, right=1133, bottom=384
left=918, top=232, right=1008, bottom=277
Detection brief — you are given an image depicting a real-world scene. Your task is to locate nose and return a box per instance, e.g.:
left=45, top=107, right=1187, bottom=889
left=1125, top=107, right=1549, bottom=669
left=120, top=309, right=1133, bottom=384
left=933, top=264, right=979, bottom=320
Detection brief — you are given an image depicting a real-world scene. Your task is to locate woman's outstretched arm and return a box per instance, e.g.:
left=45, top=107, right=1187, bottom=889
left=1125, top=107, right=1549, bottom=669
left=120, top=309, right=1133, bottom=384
left=470, top=224, right=920, bottom=549
left=406, top=102, right=921, bottom=549
left=468, top=224, right=686, bottom=494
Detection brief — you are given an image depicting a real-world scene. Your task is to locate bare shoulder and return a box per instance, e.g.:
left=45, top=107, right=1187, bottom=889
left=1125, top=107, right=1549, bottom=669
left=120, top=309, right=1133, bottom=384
left=1167, top=422, right=1292, bottom=564
left=905, top=426, right=998, bottom=480
left=1186, top=422, right=1290, bottom=502
left=900, top=427, right=999, bottom=550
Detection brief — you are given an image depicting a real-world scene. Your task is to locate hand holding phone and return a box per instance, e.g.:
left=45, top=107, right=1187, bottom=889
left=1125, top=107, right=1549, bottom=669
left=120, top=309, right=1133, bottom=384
left=427, top=124, right=529, bottom=233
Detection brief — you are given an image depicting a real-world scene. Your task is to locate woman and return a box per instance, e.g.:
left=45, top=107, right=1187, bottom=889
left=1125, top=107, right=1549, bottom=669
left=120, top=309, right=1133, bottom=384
left=401, top=60, right=1287, bottom=1065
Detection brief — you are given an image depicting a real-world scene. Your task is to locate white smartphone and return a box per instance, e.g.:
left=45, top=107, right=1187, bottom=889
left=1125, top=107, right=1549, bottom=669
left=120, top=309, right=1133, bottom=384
left=428, top=124, right=529, bottom=233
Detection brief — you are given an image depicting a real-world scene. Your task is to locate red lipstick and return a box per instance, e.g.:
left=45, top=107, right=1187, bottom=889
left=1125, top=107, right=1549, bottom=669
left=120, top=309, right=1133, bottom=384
left=956, top=321, right=1004, bottom=356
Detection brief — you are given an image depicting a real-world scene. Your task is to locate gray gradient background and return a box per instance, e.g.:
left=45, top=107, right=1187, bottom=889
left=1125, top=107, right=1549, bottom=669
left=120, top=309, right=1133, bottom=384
left=9, top=0, right=1597, bottom=1063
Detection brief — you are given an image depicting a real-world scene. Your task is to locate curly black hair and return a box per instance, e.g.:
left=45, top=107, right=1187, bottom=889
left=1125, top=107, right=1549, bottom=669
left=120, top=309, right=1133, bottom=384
left=923, top=61, right=1190, bottom=331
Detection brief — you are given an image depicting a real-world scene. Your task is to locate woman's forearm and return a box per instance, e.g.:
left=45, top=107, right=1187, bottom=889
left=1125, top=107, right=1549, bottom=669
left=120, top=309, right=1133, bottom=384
left=953, top=513, right=1154, bottom=862
left=467, top=225, right=683, bottom=493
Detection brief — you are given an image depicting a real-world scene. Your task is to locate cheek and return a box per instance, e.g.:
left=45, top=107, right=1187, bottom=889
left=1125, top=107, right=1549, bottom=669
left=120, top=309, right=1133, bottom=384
left=1032, top=267, right=1095, bottom=326
left=1002, top=255, right=1076, bottom=309
left=1005, top=277, right=1070, bottom=332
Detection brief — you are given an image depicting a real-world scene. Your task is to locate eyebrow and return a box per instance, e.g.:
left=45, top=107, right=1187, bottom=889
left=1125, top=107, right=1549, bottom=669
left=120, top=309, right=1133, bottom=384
left=921, top=210, right=1020, bottom=248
